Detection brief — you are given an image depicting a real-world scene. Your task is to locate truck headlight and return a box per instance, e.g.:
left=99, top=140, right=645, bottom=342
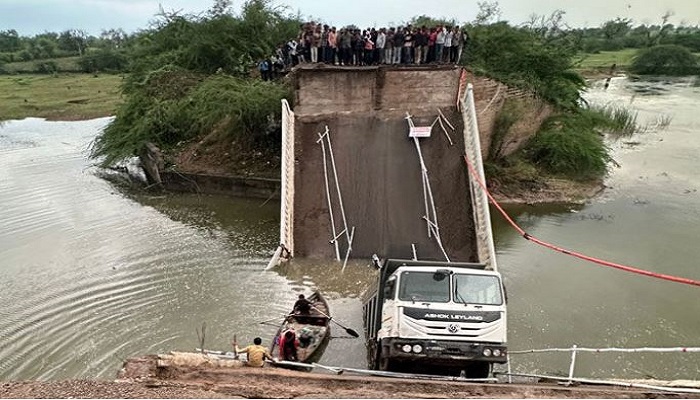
left=412, top=344, right=423, bottom=353
left=482, top=348, right=492, bottom=357
left=493, top=349, right=501, bottom=357
left=402, top=344, right=412, bottom=353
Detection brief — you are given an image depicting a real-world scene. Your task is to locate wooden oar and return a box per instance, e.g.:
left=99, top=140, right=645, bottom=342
left=258, top=314, right=293, bottom=325
left=310, top=304, right=360, bottom=338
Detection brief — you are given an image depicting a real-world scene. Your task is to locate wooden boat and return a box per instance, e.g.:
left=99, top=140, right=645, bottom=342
left=270, top=291, right=331, bottom=371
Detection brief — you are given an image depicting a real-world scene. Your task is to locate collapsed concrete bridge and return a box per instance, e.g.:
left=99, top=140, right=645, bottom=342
left=274, top=64, right=549, bottom=267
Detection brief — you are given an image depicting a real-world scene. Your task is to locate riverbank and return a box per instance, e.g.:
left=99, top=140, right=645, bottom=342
left=0, top=73, right=122, bottom=121
left=2, top=354, right=694, bottom=399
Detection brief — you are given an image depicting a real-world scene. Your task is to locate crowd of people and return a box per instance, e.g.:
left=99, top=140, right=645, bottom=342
left=258, top=22, right=470, bottom=80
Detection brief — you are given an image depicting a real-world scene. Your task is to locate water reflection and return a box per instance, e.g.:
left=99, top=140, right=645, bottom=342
left=272, top=258, right=376, bottom=298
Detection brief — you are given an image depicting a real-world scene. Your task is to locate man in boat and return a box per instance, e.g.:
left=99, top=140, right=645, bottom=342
left=278, top=329, right=299, bottom=361
left=235, top=337, right=274, bottom=367
left=293, top=294, right=312, bottom=314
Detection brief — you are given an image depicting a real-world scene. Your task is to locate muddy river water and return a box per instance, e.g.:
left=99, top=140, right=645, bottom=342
left=0, top=76, right=699, bottom=381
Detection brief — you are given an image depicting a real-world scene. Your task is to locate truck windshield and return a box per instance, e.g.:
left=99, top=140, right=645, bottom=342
left=453, top=274, right=503, bottom=305
left=398, top=271, right=450, bottom=303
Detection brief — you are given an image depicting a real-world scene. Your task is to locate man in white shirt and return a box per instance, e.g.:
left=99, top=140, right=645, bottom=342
left=443, top=27, right=453, bottom=63
left=375, top=28, right=386, bottom=66
left=435, top=26, right=446, bottom=64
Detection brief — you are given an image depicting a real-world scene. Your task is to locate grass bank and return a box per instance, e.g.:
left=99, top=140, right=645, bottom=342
left=575, top=48, right=700, bottom=77
left=0, top=73, right=123, bottom=121
left=2, top=56, right=82, bottom=74
left=575, top=49, right=638, bottom=77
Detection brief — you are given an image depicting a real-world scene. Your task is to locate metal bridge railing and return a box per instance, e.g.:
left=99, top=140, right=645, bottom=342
left=460, top=82, right=498, bottom=271
left=279, top=99, right=295, bottom=256
left=503, top=345, right=700, bottom=393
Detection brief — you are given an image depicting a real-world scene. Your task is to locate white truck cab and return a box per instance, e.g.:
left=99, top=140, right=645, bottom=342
left=363, top=258, right=507, bottom=378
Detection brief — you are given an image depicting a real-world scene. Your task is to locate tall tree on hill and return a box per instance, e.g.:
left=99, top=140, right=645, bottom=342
left=57, top=29, right=88, bottom=55
left=0, top=30, right=22, bottom=53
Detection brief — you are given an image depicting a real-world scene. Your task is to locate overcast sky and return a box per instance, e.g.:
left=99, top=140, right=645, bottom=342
left=2, top=0, right=700, bottom=36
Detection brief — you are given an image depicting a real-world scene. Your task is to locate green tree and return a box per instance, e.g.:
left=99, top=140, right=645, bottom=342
left=78, top=48, right=128, bottom=72
left=465, top=21, right=585, bottom=109
left=0, top=29, right=22, bottom=52
left=473, top=1, right=501, bottom=25
left=630, top=44, right=699, bottom=75
left=93, top=0, right=300, bottom=166
left=126, top=0, right=300, bottom=77
left=99, top=28, right=129, bottom=49
left=600, top=18, right=632, bottom=40
left=408, top=15, right=457, bottom=28
left=58, top=30, right=87, bottom=55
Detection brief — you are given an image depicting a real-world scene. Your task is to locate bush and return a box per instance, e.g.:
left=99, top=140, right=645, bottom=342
left=91, top=68, right=290, bottom=166
left=18, top=50, right=32, bottom=61
left=464, top=22, right=586, bottom=110
left=525, top=128, right=609, bottom=180
left=630, top=45, right=699, bottom=76
left=522, top=110, right=622, bottom=179
left=78, top=49, right=128, bottom=72
left=35, top=60, right=58, bottom=73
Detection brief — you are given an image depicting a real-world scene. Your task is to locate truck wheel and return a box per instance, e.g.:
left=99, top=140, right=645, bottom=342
left=378, top=348, right=396, bottom=372
left=367, top=341, right=379, bottom=370
left=465, top=361, right=491, bottom=379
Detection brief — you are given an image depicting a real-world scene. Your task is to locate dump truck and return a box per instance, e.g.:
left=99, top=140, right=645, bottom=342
left=362, top=256, right=507, bottom=378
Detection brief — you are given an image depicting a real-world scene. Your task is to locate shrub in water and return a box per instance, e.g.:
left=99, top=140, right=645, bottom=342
left=630, top=45, right=699, bottom=76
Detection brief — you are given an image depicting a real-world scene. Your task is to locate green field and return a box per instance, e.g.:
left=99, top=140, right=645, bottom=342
left=0, top=74, right=123, bottom=121
left=2, top=56, right=82, bottom=73
left=578, top=49, right=639, bottom=71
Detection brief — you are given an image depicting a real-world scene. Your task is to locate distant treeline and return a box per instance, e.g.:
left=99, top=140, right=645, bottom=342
left=572, top=16, right=700, bottom=53
left=3, top=7, right=700, bottom=75
left=0, top=28, right=130, bottom=73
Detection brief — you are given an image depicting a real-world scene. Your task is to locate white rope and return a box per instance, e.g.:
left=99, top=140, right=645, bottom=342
left=318, top=129, right=340, bottom=261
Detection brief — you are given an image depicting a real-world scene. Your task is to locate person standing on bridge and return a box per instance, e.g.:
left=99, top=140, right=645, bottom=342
left=384, top=28, right=394, bottom=64
left=375, top=28, right=386, bottom=66
left=327, top=27, right=338, bottom=65
left=435, top=25, right=446, bottom=63
left=392, top=27, right=404, bottom=64
left=443, top=26, right=453, bottom=63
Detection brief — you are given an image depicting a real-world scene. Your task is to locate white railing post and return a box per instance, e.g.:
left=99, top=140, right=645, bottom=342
left=567, top=345, right=578, bottom=385
left=506, top=353, right=512, bottom=384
